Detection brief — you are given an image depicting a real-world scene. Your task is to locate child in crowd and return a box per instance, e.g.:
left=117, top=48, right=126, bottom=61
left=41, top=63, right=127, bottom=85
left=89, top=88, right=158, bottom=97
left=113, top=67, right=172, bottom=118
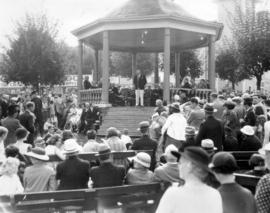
left=0, top=157, right=23, bottom=195
left=13, top=128, right=32, bottom=155
left=126, top=152, right=154, bottom=184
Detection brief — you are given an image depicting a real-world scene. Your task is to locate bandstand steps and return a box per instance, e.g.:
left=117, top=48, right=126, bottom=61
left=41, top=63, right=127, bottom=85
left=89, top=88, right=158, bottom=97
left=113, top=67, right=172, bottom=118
left=98, top=107, right=155, bottom=137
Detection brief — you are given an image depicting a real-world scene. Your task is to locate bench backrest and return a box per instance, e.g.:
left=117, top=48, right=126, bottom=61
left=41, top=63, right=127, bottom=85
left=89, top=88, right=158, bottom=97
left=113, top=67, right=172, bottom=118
left=235, top=173, right=261, bottom=194
left=12, top=183, right=164, bottom=213
left=14, top=189, right=96, bottom=212
left=230, top=151, right=257, bottom=170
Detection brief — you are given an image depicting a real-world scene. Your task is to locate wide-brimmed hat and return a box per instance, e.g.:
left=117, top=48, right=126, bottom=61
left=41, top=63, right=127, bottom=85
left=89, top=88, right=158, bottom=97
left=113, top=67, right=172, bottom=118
left=130, top=152, right=151, bottom=168
left=185, top=126, right=196, bottom=136
left=171, top=147, right=211, bottom=173
left=240, top=125, right=255, bottom=136
left=204, top=104, right=217, bottom=113
left=209, top=152, right=238, bottom=174
left=96, top=144, right=111, bottom=156
left=63, top=139, right=81, bottom=154
left=137, top=121, right=150, bottom=131
left=25, top=147, right=49, bottom=161
left=201, top=139, right=217, bottom=151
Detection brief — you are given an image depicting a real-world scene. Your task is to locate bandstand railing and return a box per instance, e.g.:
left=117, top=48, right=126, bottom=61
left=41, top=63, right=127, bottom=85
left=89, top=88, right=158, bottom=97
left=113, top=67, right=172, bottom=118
left=170, top=88, right=212, bottom=102
left=79, top=88, right=102, bottom=104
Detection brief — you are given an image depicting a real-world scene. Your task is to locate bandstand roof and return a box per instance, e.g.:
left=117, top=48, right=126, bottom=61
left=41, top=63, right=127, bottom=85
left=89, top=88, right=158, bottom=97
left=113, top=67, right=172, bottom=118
left=72, top=0, right=223, bottom=52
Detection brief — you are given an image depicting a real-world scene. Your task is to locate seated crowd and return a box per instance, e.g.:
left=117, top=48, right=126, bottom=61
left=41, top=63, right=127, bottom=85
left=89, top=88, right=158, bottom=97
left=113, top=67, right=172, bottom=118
left=1, top=91, right=270, bottom=213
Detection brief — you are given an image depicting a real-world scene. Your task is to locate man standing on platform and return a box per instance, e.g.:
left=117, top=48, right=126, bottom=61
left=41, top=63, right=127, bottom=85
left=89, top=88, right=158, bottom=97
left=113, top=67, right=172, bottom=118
left=133, top=69, right=147, bottom=107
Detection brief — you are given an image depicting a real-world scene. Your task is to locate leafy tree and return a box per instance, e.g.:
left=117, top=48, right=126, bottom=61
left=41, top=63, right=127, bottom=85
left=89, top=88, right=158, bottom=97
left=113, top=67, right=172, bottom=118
left=216, top=47, right=248, bottom=89
left=159, top=50, right=201, bottom=80
left=0, top=14, right=65, bottom=90
left=231, top=6, right=270, bottom=90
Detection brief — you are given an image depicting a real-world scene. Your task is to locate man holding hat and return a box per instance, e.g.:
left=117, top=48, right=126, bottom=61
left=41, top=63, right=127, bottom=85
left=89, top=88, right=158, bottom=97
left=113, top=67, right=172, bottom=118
left=24, top=147, right=56, bottom=192
left=56, top=139, right=90, bottom=190
left=132, top=121, right=157, bottom=171
left=156, top=147, right=222, bottom=213
left=210, top=152, right=257, bottom=213
left=161, top=102, right=187, bottom=150
left=196, top=103, right=224, bottom=151
left=90, top=144, right=125, bottom=188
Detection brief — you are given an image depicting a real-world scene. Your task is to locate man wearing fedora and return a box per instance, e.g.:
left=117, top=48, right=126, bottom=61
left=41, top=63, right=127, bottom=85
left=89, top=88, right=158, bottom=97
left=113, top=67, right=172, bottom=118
left=56, top=139, right=90, bottom=190
left=196, top=104, right=224, bottom=151
left=131, top=121, right=157, bottom=171
left=90, top=144, right=126, bottom=188
left=161, top=103, right=187, bottom=150
left=210, top=152, right=257, bottom=213
left=24, top=147, right=56, bottom=192
left=156, top=147, right=222, bottom=213
left=238, top=125, right=261, bottom=151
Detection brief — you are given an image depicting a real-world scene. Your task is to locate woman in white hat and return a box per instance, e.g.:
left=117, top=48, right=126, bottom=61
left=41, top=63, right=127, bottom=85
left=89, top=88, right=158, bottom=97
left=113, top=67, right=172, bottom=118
left=239, top=125, right=262, bottom=151
left=126, top=152, right=154, bottom=184
left=24, top=147, right=56, bottom=192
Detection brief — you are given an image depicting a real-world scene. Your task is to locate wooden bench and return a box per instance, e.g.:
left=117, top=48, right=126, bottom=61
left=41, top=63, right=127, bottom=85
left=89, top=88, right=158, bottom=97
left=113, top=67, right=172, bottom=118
left=13, top=189, right=96, bottom=212
left=230, top=151, right=257, bottom=170
left=10, top=183, right=165, bottom=213
left=235, top=173, right=261, bottom=194
left=93, top=183, right=165, bottom=212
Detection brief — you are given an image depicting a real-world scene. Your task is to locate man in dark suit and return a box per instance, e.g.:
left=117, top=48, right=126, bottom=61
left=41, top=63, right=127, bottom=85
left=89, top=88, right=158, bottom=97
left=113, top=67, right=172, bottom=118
left=31, top=91, right=44, bottom=136
left=19, top=101, right=36, bottom=145
left=85, top=104, right=100, bottom=131
left=56, top=139, right=90, bottom=190
left=133, top=69, right=147, bottom=106
left=84, top=76, right=92, bottom=90
left=242, top=97, right=256, bottom=127
left=2, top=104, right=22, bottom=147
left=90, top=144, right=125, bottom=188
left=196, top=104, right=225, bottom=151
left=131, top=121, right=157, bottom=171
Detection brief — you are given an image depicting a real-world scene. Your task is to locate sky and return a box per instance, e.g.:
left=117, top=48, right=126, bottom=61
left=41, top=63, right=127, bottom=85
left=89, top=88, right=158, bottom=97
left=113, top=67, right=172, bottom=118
left=0, top=0, right=219, bottom=49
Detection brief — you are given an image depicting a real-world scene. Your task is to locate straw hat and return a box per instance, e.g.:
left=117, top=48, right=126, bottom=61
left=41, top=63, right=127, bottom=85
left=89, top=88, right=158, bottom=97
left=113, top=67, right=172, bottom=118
left=240, top=125, right=255, bottom=136
left=63, top=139, right=81, bottom=155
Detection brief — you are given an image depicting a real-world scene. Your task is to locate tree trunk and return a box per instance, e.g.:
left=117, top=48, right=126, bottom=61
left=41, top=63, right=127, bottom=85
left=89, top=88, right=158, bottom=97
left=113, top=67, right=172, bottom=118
left=256, top=75, right=262, bottom=91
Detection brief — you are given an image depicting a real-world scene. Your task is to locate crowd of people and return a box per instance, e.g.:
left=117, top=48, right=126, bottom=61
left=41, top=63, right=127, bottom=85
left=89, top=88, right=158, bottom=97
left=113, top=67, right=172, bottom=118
left=1, top=89, right=270, bottom=213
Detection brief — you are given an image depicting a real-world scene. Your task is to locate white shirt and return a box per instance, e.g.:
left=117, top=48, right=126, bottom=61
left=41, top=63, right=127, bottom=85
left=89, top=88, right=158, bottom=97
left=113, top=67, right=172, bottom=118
left=156, top=182, right=222, bottom=213
left=82, top=140, right=100, bottom=153
left=0, top=141, right=6, bottom=163
left=162, top=113, right=187, bottom=141
left=13, top=141, right=31, bottom=155
left=264, top=121, right=270, bottom=146
left=121, top=135, right=132, bottom=145
left=0, top=174, right=24, bottom=195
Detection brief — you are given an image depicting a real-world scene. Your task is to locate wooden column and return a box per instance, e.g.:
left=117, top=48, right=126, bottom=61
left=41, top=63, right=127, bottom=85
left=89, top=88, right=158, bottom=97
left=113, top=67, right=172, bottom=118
left=102, top=31, right=109, bottom=104
left=93, top=49, right=99, bottom=84
left=163, top=28, right=171, bottom=103
left=131, top=52, right=137, bottom=78
left=175, top=53, right=181, bottom=88
left=77, top=41, right=83, bottom=103
left=154, top=53, right=159, bottom=85
left=208, top=35, right=216, bottom=91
